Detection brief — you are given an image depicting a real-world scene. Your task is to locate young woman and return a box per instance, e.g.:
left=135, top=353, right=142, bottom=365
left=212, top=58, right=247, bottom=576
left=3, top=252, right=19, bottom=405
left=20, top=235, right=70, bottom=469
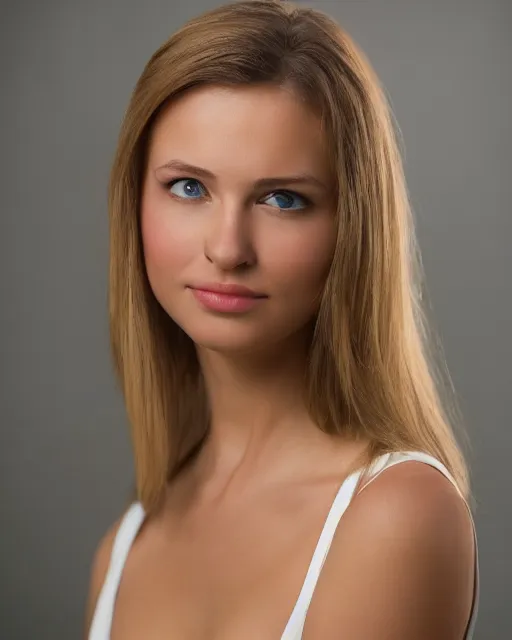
left=85, top=1, right=479, bottom=638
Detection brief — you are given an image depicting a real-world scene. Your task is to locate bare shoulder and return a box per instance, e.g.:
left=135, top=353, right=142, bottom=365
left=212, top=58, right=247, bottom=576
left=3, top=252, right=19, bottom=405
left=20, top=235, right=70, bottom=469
left=304, top=461, right=476, bottom=640
left=353, top=460, right=473, bottom=537
left=83, top=514, right=125, bottom=639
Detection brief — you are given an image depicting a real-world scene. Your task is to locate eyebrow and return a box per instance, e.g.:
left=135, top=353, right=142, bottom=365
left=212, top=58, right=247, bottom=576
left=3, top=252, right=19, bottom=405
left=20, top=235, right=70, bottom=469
left=155, top=159, right=329, bottom=191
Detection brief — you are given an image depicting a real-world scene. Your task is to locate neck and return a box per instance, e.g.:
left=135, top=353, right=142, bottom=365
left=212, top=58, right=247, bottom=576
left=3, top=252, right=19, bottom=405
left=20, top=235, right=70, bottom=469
left=193, top=330, right=318, bottom=486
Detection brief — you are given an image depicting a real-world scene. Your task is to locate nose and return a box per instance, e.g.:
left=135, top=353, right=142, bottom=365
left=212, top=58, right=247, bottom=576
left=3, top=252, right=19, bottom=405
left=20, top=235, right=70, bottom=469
left=204, top=201, right=256, bottom=270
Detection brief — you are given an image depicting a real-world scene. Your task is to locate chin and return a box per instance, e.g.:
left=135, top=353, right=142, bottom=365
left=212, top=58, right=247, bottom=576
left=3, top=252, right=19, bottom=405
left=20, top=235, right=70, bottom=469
left=181, top=315, right=313, bottom=359
left=186, top=326, right=270, bottom=355
left=166, top=300, right=316, bottom=358
left=172, top=311, right=278, bottom=354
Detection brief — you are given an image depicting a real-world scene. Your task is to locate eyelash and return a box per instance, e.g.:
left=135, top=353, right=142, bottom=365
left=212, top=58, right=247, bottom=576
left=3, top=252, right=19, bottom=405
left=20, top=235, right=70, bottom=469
left=163, top=178, right=312, bottom=212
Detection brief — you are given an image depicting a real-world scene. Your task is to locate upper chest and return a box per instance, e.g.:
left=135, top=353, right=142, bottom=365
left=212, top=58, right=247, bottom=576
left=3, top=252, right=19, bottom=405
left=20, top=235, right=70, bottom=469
left=109, top=480, right=342, bottom=640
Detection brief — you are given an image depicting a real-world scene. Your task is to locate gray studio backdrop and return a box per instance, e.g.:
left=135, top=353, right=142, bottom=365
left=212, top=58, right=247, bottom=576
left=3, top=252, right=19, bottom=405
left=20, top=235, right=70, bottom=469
left=1, top=0, right=510, bottom=638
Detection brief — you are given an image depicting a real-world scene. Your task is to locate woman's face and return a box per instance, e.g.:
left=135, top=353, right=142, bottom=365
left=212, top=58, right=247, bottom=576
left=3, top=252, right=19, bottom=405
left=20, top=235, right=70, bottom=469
left=141, top=84, right=336, bottom=354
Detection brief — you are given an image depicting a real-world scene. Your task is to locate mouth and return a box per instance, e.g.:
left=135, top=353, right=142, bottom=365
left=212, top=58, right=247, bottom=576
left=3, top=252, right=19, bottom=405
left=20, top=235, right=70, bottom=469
left=187, top=283, right=267, bottom=313
left=187, top=282, right=267, bottom=298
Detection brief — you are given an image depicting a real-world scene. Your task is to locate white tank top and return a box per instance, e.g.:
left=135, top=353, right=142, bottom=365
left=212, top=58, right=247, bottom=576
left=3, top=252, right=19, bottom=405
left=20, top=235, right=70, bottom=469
left=88, top=450, right=479, bottom=639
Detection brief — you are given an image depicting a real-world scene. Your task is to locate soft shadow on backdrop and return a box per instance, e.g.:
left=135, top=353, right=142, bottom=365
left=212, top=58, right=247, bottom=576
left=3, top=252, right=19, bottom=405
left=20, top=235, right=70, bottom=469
left=1, top=1, right=510, bottom=638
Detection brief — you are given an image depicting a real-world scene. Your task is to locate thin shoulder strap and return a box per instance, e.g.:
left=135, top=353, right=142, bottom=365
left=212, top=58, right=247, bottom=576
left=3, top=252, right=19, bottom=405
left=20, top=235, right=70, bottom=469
left=88, top=502, right=146, bottom=640
left=281, top=451, right=479, bottom=640
left=281, top=454, right=388, bottom=638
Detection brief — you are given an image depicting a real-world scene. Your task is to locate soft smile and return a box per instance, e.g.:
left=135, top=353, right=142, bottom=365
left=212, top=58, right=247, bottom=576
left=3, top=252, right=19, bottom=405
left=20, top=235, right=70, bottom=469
left=187, top=283, right=267, bottom=313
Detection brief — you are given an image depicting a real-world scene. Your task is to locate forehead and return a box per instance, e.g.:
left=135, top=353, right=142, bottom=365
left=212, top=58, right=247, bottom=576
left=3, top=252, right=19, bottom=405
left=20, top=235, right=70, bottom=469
left=147, top=84, right=331, bottom=178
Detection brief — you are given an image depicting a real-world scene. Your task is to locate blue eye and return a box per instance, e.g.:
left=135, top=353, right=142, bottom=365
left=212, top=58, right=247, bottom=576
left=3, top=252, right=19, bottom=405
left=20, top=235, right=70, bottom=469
left=263, top=191, right=309, bottom=211
left=166, top=179, right=309, bottom=212
left=168, top=178, right=206, bottom=199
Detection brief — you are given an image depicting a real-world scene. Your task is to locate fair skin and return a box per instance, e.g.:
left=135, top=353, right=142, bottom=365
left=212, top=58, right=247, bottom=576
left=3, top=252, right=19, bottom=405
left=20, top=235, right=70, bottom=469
left=85, top=85, right=475, bottom=639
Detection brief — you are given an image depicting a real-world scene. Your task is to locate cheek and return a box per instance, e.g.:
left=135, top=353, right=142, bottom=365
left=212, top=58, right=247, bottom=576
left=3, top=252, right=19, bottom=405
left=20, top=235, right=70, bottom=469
left=141, top=201, right=196, bottom=283
left=265, top=219, right=336, bottom=297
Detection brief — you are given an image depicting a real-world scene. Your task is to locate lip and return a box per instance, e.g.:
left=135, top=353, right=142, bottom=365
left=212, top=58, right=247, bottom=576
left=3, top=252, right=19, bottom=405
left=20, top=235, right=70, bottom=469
left=188, top=282, right=267, bottom=298
left=187, top=283, right=267, bottom=313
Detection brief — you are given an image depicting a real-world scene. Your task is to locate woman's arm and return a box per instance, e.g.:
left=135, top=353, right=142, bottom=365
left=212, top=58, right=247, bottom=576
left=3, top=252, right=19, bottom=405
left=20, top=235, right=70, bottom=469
left=83, top=518, right=122, bottom=640
left=303, top=462, right=476, bottom=639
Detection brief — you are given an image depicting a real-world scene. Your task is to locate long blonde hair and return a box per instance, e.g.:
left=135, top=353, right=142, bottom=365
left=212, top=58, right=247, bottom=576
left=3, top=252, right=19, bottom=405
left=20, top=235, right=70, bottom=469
left=108, top=0, right=469, bottom=512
